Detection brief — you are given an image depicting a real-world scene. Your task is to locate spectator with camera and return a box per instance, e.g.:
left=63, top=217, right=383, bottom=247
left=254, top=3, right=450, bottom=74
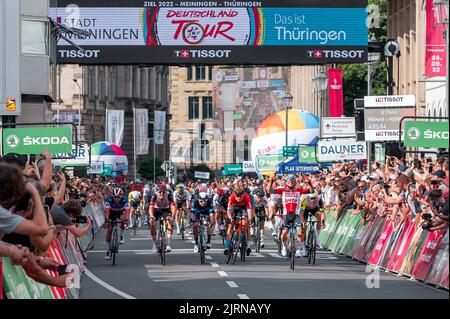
left=50, top=199, right=92, bottom=238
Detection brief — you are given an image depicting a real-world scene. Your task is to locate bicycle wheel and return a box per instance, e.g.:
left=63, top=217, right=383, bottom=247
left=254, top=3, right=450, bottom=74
left=277, top=229, right=282, bottom=254
left=240, top=234, right=247, bottom=262
left=180, top=215, right=185, bottom=240
left=308, top=228, right=316, bottom=265
left=232, top=233, right=240, bottom=265
left=290, top=229, right=295, bottom=270
left=112, top=227, right=118, bottom=266
left=199, top=225, right=206, bottom=265
left=255, top=222, right=261, bottom=253
left=159, top=224, right=166, bottom=266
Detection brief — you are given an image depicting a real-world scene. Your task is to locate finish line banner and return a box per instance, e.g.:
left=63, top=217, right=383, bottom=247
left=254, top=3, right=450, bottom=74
left=50, top=0, right=368, bottom=65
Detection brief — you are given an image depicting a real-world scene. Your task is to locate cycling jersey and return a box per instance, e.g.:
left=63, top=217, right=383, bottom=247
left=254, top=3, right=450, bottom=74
left=150, top=192, right=175, bottom=209
left=273, top=187, right=309, bottom=215
left=300, top=197, right=324, bottom=215
left=191, top=198, right=214, bottom=221
left=173, top=189, right=191, bottom=202
left=227, top=193, right=252, bottom=212
left=105, top=196, right=129, bottom=220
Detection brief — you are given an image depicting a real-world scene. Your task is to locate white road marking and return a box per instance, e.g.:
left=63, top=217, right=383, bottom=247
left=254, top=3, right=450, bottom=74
left=269, top=253, right=284, bottom=258
left=205, top=256, right=212, bottom=260
left=210, top=262, right=220, bottom=268
left=190, top=241, right=196, bottom=244
left=226, top=281, right=238, bottom=288
left=249, top=252, right=265, bottom=257
left=217, top=271, right=228, bottom=277
left=238, top=294, right=250, bottom=299
left=84, top=268, right=136, bottom=299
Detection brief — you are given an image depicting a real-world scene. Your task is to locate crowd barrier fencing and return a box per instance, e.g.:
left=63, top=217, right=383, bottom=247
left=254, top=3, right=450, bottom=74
left=320, top=207, right=449, bottom=290
left=1, top=203, right=105, bottom=299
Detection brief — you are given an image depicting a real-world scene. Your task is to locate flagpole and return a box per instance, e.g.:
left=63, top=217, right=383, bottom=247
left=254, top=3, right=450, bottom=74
left=133, top=107, right=137, bottom=181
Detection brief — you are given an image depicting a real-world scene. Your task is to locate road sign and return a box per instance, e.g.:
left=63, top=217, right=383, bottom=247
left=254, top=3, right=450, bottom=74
left=160, top=161, right=170, bottom=172
left=194, top=171, right=210, bottom=180
left=282, top=146, right=297, bottom=157
left=404, top=121, right=449, bottom=148
left=321, top=117, right=356, bottom=138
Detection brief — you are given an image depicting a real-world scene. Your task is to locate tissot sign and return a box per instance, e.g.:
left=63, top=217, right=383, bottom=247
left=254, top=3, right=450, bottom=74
left=50, top=0, right=368, bottom=65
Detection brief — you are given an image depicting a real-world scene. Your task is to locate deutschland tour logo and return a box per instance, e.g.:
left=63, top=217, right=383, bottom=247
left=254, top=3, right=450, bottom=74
left=407, top=127, right=420, bottom=141
left=6, top=135, right=20, bottom=148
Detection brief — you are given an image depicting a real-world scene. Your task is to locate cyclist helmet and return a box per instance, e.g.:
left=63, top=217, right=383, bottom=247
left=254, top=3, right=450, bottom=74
left=198, top=192, right=208, bottom=200
left=234, top=186, right=244, bottom=195
left=207, top=188, right=215, bottom=198
left=287, top=175, right=296, bottom=182
left=113, top=187, right=123, bottom=197
left=157, top=184, right=166, bottom=193
left=306, top=192, right=319, bottom=200
left=253, top=189, right=264, bottom=198
left=176, top=184, right=184, bottom=192
left=135, top=179, right=141, bottom=183
left=165, top=184, right=172, bottom=192
left=216, top=188, right=225, bottom=197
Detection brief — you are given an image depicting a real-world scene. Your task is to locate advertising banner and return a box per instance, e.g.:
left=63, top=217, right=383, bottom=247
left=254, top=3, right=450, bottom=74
left=194, top=171, right=210, bottom=179
left=404, top=120, right=449, bottom=148
left=223, top=164, right=243, bottom=175
left=368, top=219, right=394, bottom=266
left=134, top=108, right=149, bottom=154
left=50, top=0, right=368, bottom=65
left=321, top=117, right=355, bottom=138
left=53, top=142, right=90, bottom=167
left=105, top=109, right=124, bottom=147
left=154, top=110, right=166, bottom=145
left=411, top=230, right=445, bottom=281
left=255, top=154, right=285, bottom=172
left=425, top=230, right=448, bottom=286
left=328, top=68, right=344, bottom=117
left=364, top=95, right=416, bottom=108
left=2, top=126, right=73, bottom=155
left=386, top=218, right=416, bottom=273
left=87, top=161, right=104, bottom=174
left=242, top=161, right=256, bottom=172
left=425, top=0, right=447, bottom=77
left=298, top=146, right=317, bottom=163
left=317, top=140, right=366, bottom=162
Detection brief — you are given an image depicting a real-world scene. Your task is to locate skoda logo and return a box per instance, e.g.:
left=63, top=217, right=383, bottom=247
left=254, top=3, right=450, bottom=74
left=301, top=150, right=309, bottom=158
left=6, top=135, right=20, bottom=148
left=407, top=127, right=420, bottom=141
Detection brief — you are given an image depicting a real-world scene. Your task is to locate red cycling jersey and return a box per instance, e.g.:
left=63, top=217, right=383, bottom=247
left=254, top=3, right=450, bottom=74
left=274, top=187, right=309, bottom=215
left=227, top=193, right=252, bottom=211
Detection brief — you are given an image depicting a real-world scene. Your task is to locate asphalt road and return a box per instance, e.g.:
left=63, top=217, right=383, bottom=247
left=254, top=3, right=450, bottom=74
left=80, top=223, right=448, bottom=299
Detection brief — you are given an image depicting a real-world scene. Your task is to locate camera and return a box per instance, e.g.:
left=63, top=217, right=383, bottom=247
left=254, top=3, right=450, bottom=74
left=384, top=40, right=401, bottom=57
left=422, top=213, right=432, bottom=221
left=74, top=215, right=88, bottom=224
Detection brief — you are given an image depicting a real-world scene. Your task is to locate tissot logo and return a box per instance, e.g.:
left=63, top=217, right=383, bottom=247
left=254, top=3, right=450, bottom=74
left=307, top=49, right=364, bottom=59
left=174, top=49, right=231, bottom=59
left=59, top=49, right=101, bottom=58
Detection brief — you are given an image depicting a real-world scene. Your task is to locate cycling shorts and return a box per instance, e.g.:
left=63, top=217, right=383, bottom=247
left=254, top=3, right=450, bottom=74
left=193, top=208, right=213, bottom=222
left=282, top=214, right=302, bottom=229
left=153, top=208, right=171, bottom=220
left=108, top=210, right=125, bottom=222
left=131, top=200, right=140, bottom=209
left=176, top=200, right=187, bottom=210
left=302, top=206, right=320, bottom=220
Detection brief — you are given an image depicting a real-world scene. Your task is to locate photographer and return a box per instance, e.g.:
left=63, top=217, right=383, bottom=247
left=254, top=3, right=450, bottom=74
left=50, top=199, right=92, bottom=238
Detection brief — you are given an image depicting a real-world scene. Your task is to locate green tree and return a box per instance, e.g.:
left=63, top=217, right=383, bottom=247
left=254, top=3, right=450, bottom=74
left=138, top=157, right=165, bottom=180
left=189, top=164, right=212, bottom=173
left=339, top=0, right=388, bottom=116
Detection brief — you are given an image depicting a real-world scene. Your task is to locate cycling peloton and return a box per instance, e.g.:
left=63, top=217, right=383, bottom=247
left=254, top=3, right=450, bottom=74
left=104, top=187, right=130, bottom=260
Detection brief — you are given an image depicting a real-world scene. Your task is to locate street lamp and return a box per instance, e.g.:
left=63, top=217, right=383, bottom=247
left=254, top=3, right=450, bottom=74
left=313, top=67, right=328, bottom=120
left=283, top=89, right=293, bottom=148
left=73, top=78, right=81, bottom=141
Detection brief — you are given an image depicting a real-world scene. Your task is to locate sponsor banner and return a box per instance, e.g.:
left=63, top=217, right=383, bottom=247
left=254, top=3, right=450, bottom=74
left=54, top=110, right=81, bottom=124
left=368, top=219, right=394, bottom=266
left=364, top=95, right=416, bottom=108
left=328, top=68, right=344, bottom=117
left=412, top=230, right=445, bottom=281
left=2, top=126, right=73, bottom=155
left=425, top=0, right=447, bottom=77
left=53, top=142, right=90, bottom=167
left=87, top=161, right=104, bottom=174
left=0, top=260, right=2, bottom=300
left=399, top=226, right=429, bottom=276
left=242, top=161, right=256, bottom=172
left=241, top=80, right=257, bottom=89
left=270, top=79, right=286, bottom=88
left=223, top=164, right=243, bottom=175
left=50, top=0, right=368, bottom=65
left=105, top=109, right=124, bottom=146
left=321, top=117, right=355, bottom=138
left=425, top=230, right=449, bottom=286
left=154, top=111, right=166, bottom=145
left=135, top=108, right=149, bottom=155
left=404, top=120, right=449, bottom=149
left=298, top=146, right=317, bottom=163
left=364, top=107, right=416, bottom=142
left=317, top=140, right=366, bottom=161
left=255, top=154, right=286, bottom=172
left=194, top=171, right=210, bottom=179
left=386, top=219, right=417, bottom=273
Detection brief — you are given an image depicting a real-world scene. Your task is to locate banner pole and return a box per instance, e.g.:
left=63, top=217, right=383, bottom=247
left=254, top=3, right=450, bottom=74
left=133, top=107, right=137, bottom=181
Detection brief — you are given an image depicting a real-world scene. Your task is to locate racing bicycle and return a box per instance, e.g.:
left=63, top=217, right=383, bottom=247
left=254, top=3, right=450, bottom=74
left=109, top=219, right=122, bottom=266
left=226, top=211, right=248, bottom=265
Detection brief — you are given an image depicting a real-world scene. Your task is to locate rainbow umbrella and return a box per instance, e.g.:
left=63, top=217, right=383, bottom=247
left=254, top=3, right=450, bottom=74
left=91, top=141, right=126, bottom=156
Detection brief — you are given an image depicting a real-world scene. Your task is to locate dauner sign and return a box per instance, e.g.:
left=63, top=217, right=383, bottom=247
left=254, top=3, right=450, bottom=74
left=317, top=140, right=367, bottom=162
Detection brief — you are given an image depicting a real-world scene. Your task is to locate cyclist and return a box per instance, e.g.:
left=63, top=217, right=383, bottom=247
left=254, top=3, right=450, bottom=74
left=104, top=187, right=130, bottom=260
left=273, top=175, right=310, bottom=258
left=173, top=184, right=192, bottom=234
left=300, top=192, right=325, bottom=250
left=253, top=189, right=269, bottom=249
left=225, top=186, right=253, bottom=256
left=149, top=185, right=176, bottom=253
left=191, top=192, right=215, bottom=252
left=128, top=185, right=143, bottom=228
left=143, top=181, right=155, bottom=225
left=213, top=188, right=229, bottom=237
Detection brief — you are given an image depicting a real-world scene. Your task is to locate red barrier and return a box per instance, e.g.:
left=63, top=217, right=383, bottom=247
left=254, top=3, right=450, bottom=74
left=46, top=243, right=68, bottom=299
left=379, top=220, right=407, bottom=269
left=411, top=230, right=446, bottom=281
left=438, top=265, right=449, bottom=289
left=352, top=215, right=381, bottom=260
left=0, top=260, right=3, bottom=300
left=386, top=218, right=416, bottom=273
left=368, top=219, right=394, bottom=266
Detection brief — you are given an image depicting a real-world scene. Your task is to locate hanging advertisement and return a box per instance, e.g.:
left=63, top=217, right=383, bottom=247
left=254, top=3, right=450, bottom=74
left=154, top=110, right=166, bottom=145
left=49, top=0, right=368, bottom=65
left=105, top=109, right=124, bottom=147
left=134, top=108, right=149, bottom=155
left=425, top=0, right=447, bottom=77
left=328, top=68, right=344, bottom=117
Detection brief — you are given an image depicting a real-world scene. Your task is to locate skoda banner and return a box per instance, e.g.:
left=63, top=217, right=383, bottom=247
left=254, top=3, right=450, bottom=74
left=50, top=0, right=368, bottom=65
left=255, top=155, right=286, bottom=172
left=2, top=127, right=73, bottom=155
left=404, top=121, right=449, bottom=149
left=298, top=146, right=318, bottom=163
left=317, top=140, right=367, bottom=162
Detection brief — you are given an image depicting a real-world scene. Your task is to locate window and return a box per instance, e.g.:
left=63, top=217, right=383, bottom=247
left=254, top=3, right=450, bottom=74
left=202, top=96, right=213, bottom=119
left=188, top=97, right=199, bottom=120
left=196, top=66, right=206, bottom=80
left=22, top=19, right=49, bottom=55
left=186, top=67, right=193, bottom=81
left=244, top=139, right=250, bottom=161
left=208, top=66, right=213, bottom=81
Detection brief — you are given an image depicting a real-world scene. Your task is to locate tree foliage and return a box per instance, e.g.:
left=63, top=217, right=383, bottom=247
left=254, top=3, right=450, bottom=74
left=339, top=0, right=388, bottom=116
left=138, top=157, right=165, bottom=180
